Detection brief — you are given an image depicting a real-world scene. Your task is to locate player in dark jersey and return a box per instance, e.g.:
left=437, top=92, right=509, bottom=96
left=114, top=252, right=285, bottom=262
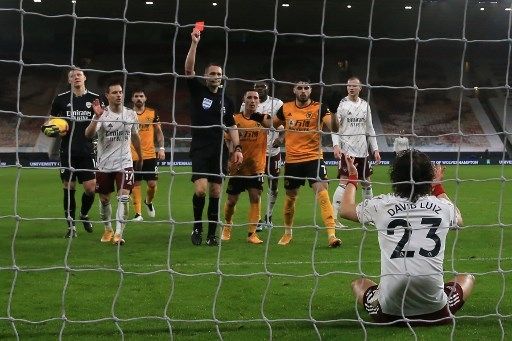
left=185, top=27, right=243, bottom=246
left=42, top=68, right=102, bottom=238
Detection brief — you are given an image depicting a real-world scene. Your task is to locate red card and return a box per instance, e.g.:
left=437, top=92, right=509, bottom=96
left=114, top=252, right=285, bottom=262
left=195, top=21, right=205, bottom=32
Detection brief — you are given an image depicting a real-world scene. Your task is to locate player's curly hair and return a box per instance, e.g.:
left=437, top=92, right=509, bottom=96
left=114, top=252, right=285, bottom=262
left=390, top=149, right=434, bottom=202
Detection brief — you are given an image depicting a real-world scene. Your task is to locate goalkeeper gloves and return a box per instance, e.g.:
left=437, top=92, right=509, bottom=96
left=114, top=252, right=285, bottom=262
left=41, top=124, right=60, bottom=138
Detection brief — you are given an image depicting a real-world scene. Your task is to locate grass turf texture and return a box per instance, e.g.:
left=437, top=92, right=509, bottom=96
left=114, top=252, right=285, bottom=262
left=0, top=165, right=511, bottom=340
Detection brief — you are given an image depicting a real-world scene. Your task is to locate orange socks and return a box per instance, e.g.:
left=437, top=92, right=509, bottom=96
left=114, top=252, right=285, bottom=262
left=248, top=202, right=260, bottom=234
left=317, top=189, right=336, bottom=237
left=132, top=185, right=142, bottom=215
left=283, top=194, right=297, bottom=235
left=224, top=201, right=235, bottom=225
left=146, top=185, right=156, bottom=204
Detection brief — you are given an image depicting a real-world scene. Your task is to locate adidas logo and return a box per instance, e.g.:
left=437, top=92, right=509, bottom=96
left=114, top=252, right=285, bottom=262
left=287, top=112, right=292, bottom=116
left=108, top=123, right=114, bottom=128
left=66, top=103, right=71, bottom=107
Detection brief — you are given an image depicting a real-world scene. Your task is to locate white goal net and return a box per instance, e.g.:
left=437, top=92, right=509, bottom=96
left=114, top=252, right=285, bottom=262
left=0, top=0, right=511, bottom=340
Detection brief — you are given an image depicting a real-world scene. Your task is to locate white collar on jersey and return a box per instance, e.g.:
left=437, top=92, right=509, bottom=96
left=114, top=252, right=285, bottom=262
left=345, top=96, right=361, bottom=104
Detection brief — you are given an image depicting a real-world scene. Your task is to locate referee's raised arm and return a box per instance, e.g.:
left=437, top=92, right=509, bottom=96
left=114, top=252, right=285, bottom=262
left=185, top=29, right=201, bottom=76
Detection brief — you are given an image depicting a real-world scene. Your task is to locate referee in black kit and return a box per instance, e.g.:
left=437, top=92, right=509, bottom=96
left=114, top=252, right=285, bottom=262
left=184, top=27, right=243, bottom=246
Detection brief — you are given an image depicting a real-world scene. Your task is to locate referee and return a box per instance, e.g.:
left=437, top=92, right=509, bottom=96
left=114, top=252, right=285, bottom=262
left=185, top=28, right=243, bottom=246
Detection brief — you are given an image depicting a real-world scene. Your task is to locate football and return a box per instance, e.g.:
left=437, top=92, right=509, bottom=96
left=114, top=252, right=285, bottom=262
left=48, top=118, right=69, bottom=136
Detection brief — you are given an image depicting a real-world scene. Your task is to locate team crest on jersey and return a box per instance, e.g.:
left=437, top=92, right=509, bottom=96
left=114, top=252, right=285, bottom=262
left=306, top=112, right=312, bottom=119
left=86, top=102, right=92, bottom=108
left=202, top=98, right=213, bottom=109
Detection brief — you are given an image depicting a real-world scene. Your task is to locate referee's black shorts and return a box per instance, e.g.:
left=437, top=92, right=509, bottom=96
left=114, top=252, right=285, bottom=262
left=190, top=146, right=229, bottom=184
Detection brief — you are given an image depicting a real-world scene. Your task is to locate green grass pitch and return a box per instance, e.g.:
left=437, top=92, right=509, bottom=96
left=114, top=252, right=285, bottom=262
left=0, top=164, right=511, bottom=340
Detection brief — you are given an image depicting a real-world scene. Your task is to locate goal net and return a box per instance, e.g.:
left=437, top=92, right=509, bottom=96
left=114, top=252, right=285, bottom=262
left=0, top=0, right=511, bottom=339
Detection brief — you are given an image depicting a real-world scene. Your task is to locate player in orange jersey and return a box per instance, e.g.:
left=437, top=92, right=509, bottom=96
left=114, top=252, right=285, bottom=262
left=130, top=90, right=165, bottom=221
left=273, top=79, right=342, bottom=248
left=221, top=90, right=272, bottom=244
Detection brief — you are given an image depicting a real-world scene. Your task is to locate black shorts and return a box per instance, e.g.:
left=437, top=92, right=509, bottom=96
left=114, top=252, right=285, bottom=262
left=265, top=153, right=281, bottom=177
left=284, top=159, right=328, bottom=190
left=60, top=155, right=96, bottom=184
left=190, top=147, right=228, bottom=184
left=337, top=155, right=373, bottom=180
left=226, top=174, right=264, bottom=195
left=134, top=158, right=158, bottom=182
left=362, top=282, right=465, bottom=326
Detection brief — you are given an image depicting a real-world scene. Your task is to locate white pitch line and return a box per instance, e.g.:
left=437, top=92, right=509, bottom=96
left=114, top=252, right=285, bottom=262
left=10, top=256, right=512, bottom=270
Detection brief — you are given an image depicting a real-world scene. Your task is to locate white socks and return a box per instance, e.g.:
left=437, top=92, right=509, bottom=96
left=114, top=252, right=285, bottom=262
left=363, top=186, right=373, bottom=200
left=332, top=184, right=346, bottom=219
left=268, top=190, right=278, bottom=216
left=115, top=195, right=130, bottom=235
left=332, top=182, right=373, bottom=224
left=100, top=202, right=112, bottom=230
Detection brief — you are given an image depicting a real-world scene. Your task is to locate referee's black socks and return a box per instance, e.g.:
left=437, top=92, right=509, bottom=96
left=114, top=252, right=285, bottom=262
left=192, top=194, right=205, bottom=231
left=207, top=197, right=219, bottom=237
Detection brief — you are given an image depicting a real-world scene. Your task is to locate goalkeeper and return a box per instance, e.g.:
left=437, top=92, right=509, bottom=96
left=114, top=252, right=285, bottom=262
left=341, top=150, right=475, bottom=325
left=42, top=68, right=103, bottom=238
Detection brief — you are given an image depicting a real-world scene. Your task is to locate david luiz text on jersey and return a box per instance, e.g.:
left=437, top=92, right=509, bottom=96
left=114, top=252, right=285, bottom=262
left=386, top=201, right=443, bottom=217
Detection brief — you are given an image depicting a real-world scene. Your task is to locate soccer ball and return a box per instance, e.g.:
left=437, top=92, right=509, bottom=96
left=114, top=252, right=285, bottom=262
left=49, top=118, right=69, bottom=136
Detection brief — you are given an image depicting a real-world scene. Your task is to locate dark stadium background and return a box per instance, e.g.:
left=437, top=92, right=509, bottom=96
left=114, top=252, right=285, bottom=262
left=1, top=0, right=511, bottom=164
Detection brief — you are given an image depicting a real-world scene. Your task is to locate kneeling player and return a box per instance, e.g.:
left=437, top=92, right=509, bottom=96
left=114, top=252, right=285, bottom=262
left=221, top=90, right=272, bottom=244
left=340, top=150, right=475, bottom=325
